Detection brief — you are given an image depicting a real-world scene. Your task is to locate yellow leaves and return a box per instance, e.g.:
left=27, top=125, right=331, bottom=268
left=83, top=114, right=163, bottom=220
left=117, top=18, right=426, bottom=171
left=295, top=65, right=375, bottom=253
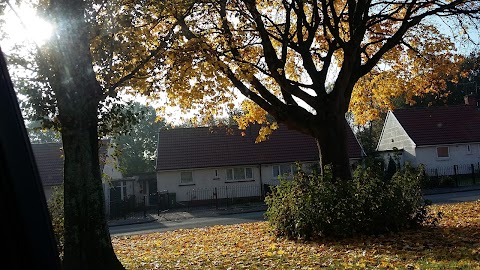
left=351, top=23, right=463, bottom=125
left=235, top=100, right=268, bottom=129
left=255, top=125, right=278, bottom=143
left=112, top=201, right=480, bottom=270
left=234, top=100, right=279, bottom=143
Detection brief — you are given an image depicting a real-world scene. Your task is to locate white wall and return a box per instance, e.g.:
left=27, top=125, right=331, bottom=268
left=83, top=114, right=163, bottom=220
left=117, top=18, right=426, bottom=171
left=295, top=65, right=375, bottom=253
left=157, top=160, right=360, bottom=203
left=102, top=145, right=124, bottom=216
left=157, top=166, right=262, bottom=202
left=260, top=161, right=319, bottom=186
left=377, top=111, right=417, bottom=165
left=416, top=143, right=480, bottom=169
left=103, top=146, right=123, bottom=179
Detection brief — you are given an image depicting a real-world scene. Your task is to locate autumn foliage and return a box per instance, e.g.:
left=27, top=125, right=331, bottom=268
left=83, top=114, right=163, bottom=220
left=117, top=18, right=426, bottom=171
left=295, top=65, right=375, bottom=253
left=112, top=200, right=479, bottom=269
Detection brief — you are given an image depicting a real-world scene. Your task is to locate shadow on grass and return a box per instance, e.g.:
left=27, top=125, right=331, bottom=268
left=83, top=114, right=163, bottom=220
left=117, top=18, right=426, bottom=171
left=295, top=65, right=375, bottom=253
left=317, top=224, right=480, bottom=262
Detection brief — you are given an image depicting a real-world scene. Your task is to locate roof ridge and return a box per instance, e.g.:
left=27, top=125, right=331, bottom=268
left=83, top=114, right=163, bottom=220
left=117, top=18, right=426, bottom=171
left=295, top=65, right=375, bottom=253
left=393, top=104, right=476, bottom=111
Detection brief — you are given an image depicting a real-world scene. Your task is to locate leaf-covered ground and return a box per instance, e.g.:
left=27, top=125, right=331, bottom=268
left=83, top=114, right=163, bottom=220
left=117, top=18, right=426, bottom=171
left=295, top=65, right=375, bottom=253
left=113, top=201, right=480, bottom=269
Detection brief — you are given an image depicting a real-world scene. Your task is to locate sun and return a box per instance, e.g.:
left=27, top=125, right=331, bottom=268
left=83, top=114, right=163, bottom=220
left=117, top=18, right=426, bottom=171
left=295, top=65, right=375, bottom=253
left=3, top=4, right=53, bottom=47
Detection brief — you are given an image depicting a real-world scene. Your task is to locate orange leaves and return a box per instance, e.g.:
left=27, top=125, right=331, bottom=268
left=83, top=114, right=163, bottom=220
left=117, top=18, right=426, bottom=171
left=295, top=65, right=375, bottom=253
left=112, top=200, right=480, bottom=269
left=351, top=23, right=463, bottom=125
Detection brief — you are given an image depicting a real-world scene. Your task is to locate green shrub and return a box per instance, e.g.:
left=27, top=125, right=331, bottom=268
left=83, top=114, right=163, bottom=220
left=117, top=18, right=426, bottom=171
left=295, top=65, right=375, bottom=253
left=265, top=163, right=435, bottom=240
left=47, top=184, right=64, bottom=259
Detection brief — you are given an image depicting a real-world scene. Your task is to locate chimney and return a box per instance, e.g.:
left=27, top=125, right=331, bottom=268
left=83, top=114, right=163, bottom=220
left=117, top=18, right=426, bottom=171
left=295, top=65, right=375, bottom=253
left=464, top=94, right=479, bottom=107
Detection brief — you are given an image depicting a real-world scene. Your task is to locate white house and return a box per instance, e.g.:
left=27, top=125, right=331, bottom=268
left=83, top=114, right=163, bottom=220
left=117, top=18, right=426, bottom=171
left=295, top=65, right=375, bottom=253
left=156, top=124, right=364, bottom=204
left=377, top=97, right=480, bottom=176
left=31, top=139, right=143, bottom=217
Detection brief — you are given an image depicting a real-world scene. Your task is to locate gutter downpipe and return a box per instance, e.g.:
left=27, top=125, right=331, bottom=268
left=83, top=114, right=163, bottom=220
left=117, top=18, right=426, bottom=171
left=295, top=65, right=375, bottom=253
left=259, top=164, right=263, bottom=200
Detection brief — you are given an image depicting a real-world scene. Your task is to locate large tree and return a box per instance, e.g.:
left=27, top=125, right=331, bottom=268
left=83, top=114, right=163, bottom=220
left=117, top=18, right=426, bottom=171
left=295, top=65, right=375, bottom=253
left=40, top=1, right=124, bottom=269
left=153, top=0, right=479, bottom=180
left=2, top=0, right=176, bottom=269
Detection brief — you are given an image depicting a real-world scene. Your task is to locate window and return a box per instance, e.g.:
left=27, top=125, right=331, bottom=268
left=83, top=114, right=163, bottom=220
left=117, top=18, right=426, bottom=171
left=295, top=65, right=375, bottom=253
left=273, top=164, right=294, bottom=177
left=212, top=169, right=220, bottom=180
left=280, top=164, right=292, bottom=175
left=113, top=181, right=127, bottom=200
left=234, top=168, right=244, bottom=180
left=467, top=144, right=472, bottom=154
left=226, top=167, right=253, bottom=181
left=245, top=167, right=253, bottom=179
left=436, top=146, right=449, bottom=158
left=180, top=171, right=193, bottom=184
left=272, top=166, right=280, bottom=178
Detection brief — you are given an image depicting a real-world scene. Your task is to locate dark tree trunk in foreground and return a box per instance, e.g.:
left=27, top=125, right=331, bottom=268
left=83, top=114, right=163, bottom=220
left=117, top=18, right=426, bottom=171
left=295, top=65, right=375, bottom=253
left=42, top=0, right=124, bottom=269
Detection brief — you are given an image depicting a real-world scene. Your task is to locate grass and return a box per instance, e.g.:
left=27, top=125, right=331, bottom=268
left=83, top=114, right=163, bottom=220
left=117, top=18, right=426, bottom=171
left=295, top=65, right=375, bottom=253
left=112, top=200, right=480, bottom=270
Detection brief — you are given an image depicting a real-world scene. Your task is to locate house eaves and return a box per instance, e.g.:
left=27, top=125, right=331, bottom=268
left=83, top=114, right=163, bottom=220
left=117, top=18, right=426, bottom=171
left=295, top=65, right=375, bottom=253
left=391, top=105, right=480, bottom=147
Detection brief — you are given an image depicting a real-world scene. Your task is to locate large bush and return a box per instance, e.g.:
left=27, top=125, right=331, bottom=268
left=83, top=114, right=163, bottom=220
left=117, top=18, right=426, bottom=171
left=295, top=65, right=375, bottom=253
left=47, top=184, right=64, bottom=259
left=265, top=162, right=435, bottom=239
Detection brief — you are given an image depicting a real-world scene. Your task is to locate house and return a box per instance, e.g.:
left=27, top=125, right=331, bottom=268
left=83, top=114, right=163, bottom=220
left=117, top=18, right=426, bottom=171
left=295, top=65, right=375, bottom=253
left=376, top=96, right=480, bottom=176
left=155, top=124, right=364, bottom=204
left=31, top=140, right=144, bottom=217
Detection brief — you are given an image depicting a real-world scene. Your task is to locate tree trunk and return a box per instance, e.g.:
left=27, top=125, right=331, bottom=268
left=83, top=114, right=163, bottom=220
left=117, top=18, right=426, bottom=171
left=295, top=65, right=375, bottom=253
left=62, top=122, right=124, bottom=270
left=311, top=115, right=353, bottom=181
left=41, top=0, right=125, bottom=269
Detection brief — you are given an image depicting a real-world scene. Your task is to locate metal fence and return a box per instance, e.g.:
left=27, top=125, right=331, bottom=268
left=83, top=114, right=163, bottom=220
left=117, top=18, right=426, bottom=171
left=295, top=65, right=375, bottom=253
left=186, top=184, right=263, bottom=209
left=107, top=184, right=266, bottom=219
left=108, top=195, right=148, bottom=220
left=424, top=163, right=480, bottom=187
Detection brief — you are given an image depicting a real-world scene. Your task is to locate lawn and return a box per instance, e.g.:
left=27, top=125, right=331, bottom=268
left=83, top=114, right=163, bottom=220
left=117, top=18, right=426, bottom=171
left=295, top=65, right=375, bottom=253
left=112, top=200, right=480, bottom=270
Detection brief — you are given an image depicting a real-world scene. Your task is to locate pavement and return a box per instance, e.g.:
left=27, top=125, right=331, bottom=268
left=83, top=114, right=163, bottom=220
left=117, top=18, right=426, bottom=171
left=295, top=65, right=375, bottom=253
left=108, top=184, right=480, bottom=227
left=421, top=183, right=480, bottom=195
left=108, top=201, right=268, bottom=227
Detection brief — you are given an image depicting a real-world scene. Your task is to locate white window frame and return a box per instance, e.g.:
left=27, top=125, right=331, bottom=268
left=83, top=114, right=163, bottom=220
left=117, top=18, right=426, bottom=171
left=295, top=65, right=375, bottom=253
left=272, top=164, right=297, bottom=178
left=436, top=146, right=450, bottom=159
left=180, top=171, right=194, bottom=185
left=113, top=180, right=127, bottom=200
left=225, top=167, right=254, bottom=182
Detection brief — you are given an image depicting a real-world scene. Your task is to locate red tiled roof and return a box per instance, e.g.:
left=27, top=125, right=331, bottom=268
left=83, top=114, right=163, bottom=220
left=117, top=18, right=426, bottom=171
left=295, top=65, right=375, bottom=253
left=31, top=140, right=110, bottom=187
left=392, top=105, right=480, bottom=146
left=156, top=124, right=363, bottom=171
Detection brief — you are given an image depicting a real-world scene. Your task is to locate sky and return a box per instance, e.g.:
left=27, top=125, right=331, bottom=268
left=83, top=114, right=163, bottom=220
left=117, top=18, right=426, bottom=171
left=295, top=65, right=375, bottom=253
left=1, top=2, right=53, bottom=49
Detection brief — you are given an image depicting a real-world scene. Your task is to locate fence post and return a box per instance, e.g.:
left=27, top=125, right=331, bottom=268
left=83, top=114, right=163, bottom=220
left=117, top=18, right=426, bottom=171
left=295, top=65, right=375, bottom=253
left=214, top=187, right=218, bottom=210
left=226, top=186, right=229, bottom=208
left=471, top=164, right=475, bottom=185
left=143, top=195, right=147, bottom=218
left=188, top=191, right=192, bottom=211
left=454, top=165, right=458, bottom=187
